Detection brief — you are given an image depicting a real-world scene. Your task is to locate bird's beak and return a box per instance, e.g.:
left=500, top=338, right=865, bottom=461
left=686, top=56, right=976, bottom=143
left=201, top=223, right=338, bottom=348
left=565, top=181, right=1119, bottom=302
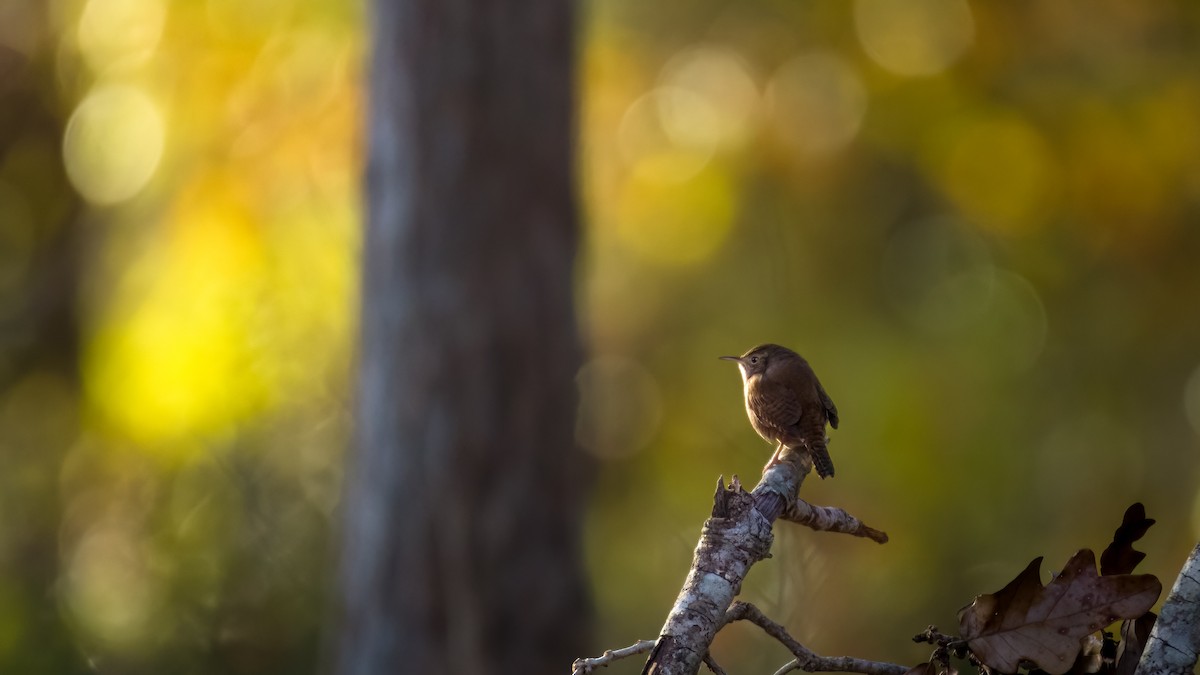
left=718, top=355, right=741, bottom=363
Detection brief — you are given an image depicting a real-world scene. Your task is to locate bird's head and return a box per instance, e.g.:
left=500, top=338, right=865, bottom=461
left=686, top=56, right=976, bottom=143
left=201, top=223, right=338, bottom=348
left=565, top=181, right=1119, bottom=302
left=719, top=343, right=796, bottom=380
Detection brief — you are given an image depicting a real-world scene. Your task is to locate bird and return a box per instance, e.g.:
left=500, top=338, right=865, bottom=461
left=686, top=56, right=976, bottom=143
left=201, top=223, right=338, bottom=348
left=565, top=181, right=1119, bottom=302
left=720, top=343, right=839, bottom=479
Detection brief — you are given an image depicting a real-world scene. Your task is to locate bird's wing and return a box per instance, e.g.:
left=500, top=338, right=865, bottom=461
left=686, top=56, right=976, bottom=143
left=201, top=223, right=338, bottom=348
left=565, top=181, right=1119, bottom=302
left=817, top=382, right=839, bottom=429
left=750, top=379, right=802, bottom=431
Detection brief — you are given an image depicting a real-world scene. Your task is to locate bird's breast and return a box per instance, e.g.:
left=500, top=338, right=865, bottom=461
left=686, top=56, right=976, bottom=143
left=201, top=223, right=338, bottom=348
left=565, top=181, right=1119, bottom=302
left=742, top=373, right=760, bottom=395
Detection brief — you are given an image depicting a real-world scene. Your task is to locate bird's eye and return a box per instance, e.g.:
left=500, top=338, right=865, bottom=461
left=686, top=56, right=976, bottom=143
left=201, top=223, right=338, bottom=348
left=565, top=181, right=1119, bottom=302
left=749, top=356, right=758, bottom=364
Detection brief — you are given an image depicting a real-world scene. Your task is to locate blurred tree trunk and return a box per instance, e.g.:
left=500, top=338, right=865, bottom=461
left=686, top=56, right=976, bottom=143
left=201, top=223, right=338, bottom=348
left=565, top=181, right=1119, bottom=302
left=332, top=1, right=591, bottom=674
left=0, top=6, right=86, bottom=671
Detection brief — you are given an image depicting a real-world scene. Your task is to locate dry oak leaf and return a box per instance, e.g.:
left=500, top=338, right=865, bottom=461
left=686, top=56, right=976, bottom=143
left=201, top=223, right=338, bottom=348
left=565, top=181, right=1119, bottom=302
left=1112, top=611, right=1156, bottom=675
left=1100, top=502, right=1155, bottom=576
left=902, top=658, right=936, bottom=672
left=902, top=662, right=936, bottom=675
left=957, top=549, right=1161, bottom=675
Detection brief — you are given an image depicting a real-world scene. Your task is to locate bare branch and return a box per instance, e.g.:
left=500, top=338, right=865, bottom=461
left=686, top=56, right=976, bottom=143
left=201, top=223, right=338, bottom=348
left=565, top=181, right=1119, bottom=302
left=703, top=652, right=729, bottom=675
left=781, top=498, right=889, bottom=544
left=724, top=602, right=908, bottom=675
left=572, top=639, right=655, bottom=674
left=637, top=452, right=891, bottom=675
left=638, top=455, right=809, bottom=675
left=1135, top=542, right=1200, bottom=675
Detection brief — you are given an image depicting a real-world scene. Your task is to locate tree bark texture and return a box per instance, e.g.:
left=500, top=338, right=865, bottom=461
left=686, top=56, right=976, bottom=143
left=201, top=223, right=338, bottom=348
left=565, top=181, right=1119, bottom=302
left=333, top=1, right=591, bottom=674
left=642, top=457, right=814, bottom=675
left=1135, top=542, right=1200, bottom=675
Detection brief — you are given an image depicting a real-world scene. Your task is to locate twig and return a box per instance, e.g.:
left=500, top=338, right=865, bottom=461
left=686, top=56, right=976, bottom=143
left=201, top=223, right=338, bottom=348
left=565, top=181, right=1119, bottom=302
left=703, top=652, right=729, bottom=675
left=724, top=602, right=908, bottom=675
left=573, top=639, right=656, bottom=674
left=781, top=498, right=889, bottom=544
left=1135, top=542, right=1200, bottom=675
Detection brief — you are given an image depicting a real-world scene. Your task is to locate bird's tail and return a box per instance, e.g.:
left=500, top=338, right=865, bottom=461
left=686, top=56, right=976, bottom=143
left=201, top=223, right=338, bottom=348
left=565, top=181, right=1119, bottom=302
left=809, top=441, right=835, bottom=479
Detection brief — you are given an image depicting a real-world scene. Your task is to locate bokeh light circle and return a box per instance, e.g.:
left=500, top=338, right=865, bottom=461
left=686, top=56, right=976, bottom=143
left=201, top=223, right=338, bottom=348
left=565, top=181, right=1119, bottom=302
left=767, top=53, right=867, bottom=159
left=658, top=46, right=760, bottom=150
left=881, top=216, right=993, bottom=322
left=614, top=163, right=737, bottom=267
left=854, top=0, right=975, bottom=77
left=63, top=84, right=165, bottom=205
left=65, top=522, right=158, bottom=648
left=77, top=0, right=166, bottom=72
left=618, top=87, right=718, bottom=183
left=881, top=219, right=1047, bottom=371
left=933, top=115, right=1057, bottom=234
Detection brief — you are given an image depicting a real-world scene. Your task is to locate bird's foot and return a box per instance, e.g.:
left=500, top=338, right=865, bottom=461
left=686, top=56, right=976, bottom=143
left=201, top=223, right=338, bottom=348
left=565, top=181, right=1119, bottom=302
left=761, top=444, right=786, bottom=474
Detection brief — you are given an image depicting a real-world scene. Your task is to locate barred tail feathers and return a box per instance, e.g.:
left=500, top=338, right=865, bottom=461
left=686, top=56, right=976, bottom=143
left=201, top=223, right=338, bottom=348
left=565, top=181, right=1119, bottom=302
left=809, top=441, right=835, bottom=479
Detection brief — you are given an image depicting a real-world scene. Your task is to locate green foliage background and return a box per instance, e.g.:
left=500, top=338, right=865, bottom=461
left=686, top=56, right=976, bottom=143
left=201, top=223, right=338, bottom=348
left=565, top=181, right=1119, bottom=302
left=1, top=0, right=1199, bottom=673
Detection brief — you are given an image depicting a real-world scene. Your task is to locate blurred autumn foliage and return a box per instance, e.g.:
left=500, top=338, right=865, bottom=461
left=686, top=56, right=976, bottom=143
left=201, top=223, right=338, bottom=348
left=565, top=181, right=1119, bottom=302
left=2, top=0, right=1200, bottom=673
left=1, top=0, right=358, bottom=671
left=580, top=1, right=1200, bottom=672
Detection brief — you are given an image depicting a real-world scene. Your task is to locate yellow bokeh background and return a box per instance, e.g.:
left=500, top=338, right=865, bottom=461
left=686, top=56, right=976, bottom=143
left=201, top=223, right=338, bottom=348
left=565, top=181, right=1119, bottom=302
left=2, top=0, right=1200, bottom=673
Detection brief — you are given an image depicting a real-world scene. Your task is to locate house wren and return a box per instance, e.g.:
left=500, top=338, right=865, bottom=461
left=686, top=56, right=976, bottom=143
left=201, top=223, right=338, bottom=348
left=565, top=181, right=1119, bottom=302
left=720, top=344, right=839, bottom=478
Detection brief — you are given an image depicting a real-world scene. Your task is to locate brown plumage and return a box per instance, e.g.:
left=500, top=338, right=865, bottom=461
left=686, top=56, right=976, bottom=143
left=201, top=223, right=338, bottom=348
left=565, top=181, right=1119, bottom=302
left=720, top=343, right=839, bottom=478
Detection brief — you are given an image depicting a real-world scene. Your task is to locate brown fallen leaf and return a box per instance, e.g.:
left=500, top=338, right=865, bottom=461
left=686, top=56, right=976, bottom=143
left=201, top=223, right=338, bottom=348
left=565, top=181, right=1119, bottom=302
left=1101, top=504, right=1157, bottom=675
left=902, top=662, right=936, bottom=675
left=1113, top=611, right=1156, bottom=675
left=958, top=549, right=1161, bottom=675
left=1100, top=503, right=1155, bottom=576
left=1029, top=633, right=1107, bottom=675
